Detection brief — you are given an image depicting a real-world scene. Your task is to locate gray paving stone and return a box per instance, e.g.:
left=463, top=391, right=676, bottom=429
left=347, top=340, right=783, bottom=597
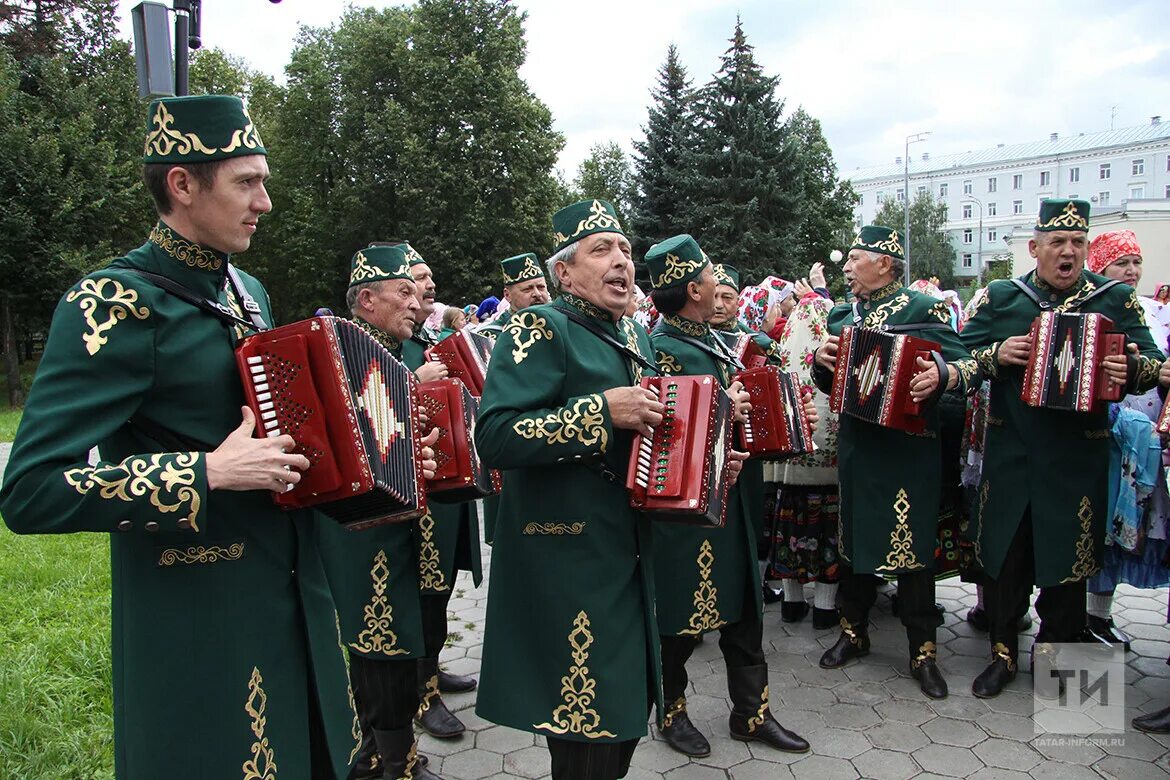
left=438, top=747, right=503, bottom=779
left=729, top=760, right=796, bottom=780
left=778, top=683, right=836, bottom=710
left=977, top=711, right=1038, bottom=741
left=928, top=694, right=992, bottom=721
left=967, top=768, right=1032, bottom=780
left=921, top=715, right=988, bottom=747
left=789, top=754, right=860, bottom=779
left=419, top=731, right=473, bottom=757
left=875, top=698, right=937, bottom=725
left=848, top=747, right=921, bottom=779
left=833, top=679, right=889, bottom=706
left=805, top=726, right=869, bottom=759
left=1103, top=729, right=1170, bottom=760
left=664, top=764, right=728, bottom=780
left=821, top=703, right=880, bottom=730
left=865, top=720, right=930, bottom=752
left=1093, top=753, right=1170, bottom=779
left=629, top=738, right=690, bottom=774
left=691, top=735, right=752, bottom=769
left=1029, top=735, right=1105, bottom=765
left=972, top=737, right=1043, bottom=771
left=475, top=724, right=535, bottom=754
left=911, top=742, right=986, bottom=776
left=982, top=690, right=1036, bottom=716
left=501, top=746, right=550, bottom=779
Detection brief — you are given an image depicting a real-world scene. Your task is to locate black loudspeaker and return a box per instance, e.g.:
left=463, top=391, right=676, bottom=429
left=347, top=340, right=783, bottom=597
left=131, top=2, right=174, bottom=98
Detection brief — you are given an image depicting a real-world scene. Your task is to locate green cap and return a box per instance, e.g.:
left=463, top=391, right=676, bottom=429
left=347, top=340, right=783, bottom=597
left=849, top=225, right=904, bottom=260
left=645, top=234, right=710, bottom=291
left=501, top=252, right=545, bottom=286
left=348, top=246, right=414, bottom=288
left=1036, top=198, right=1090, bottom=232
left=143, top=95, right=265, bottom=164
left=552, top=198, right=624, bottom=253
left=713, top=263, right=740, bottom=290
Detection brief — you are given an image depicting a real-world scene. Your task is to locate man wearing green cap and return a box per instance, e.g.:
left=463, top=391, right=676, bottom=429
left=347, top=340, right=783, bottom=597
left=812, top=224, right=979, bottom=700
left=392, top=242, right=483, bottom=739
left=474, top=199, right=665, bottom=780
left=961, top=199, right=1166, bottom=698
left=645, top=234, right=811, bottom=758
left=0, top=95, right=362, bottom=778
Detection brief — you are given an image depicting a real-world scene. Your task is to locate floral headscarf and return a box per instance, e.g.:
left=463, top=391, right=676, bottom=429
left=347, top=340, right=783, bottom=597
left=737, top=285, right=769, bottom=331
left=908, top=279, right=944, bottom=299
left=777, top=293, right=838, bottom=481
left=760, top=275, right=795, bottom=309
left=1088, top=229, right=1142, bottom=274
left=634, top=291, right=659, bottom=331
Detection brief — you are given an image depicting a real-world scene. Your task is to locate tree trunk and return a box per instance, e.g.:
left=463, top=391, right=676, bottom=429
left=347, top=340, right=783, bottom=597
left=2, top=292, right=24, bottom=408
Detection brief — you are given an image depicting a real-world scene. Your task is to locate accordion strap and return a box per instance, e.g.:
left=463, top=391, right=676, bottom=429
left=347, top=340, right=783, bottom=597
left=848, top=301, right=953, bottom=335
left=126, top=268, right=259, bottom=332
left=561, top=309, right=656, bottom=372
left=666, top=332, right=744, bottom=371
left=1009, top=276, right=1121, bottom=311
left=226, top=264, right=270, bottom=331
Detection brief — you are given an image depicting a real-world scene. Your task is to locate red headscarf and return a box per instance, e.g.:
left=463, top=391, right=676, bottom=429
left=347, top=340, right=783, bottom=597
left=1087, top=230, right=1142, bottom=274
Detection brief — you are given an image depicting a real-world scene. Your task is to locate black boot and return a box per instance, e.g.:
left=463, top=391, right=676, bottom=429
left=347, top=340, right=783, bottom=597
left=972, top=643, right=1017, bottom=699
left=727, top=664, right=809, bottom=753
left=1133, top=703, right=1170, bottom=733
left=416, top=658, right=465, bottom=739
left=658, top=697, right=710, bottom=757
left=1031, top=642, right=1066, bottom=701
left=819, top=619, right=870, bottom=668
left=909, top=641, right=947, bottom=699
left=812, top=607, right=839, bottom=630
left=968, top=606, right=1032, bottom=633
left=781, top=600, right=809, bottom=623
left=1087, top=614, right=1132, bottom=651
left=372, top=727, right=441, bottom=779
left=762, top=583, right=785, bottom=604
left=349, top=727, right=381, bottom=780
left=437, top=669, right=478, bottom=693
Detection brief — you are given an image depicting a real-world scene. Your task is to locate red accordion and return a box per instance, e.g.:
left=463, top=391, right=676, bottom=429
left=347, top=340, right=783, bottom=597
left=626, top=375, right=734, bottom=527
left=424, top=329, right=494, bottom=396
left=417, top=378, right=500, bottom=502
left=829, top=326, right=941, bottom=434
left=1021, top=312, right=1125, bottom=412
left=715, top=330, right=767, bottom=370
left=734, top=366, right=815, bottom=458
left=236, top=316, right=427, bottom=529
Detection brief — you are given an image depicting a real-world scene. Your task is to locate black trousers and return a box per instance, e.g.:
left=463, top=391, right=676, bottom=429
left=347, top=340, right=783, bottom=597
left=660, top=584, right=765, bottom=702
left=420, top=590, right=452, bottom=659
left=838, top=565, right=941, bottom=654
left=349, top=653, right=419, bottom=730
left=985, top=511, right=1086, bottom=658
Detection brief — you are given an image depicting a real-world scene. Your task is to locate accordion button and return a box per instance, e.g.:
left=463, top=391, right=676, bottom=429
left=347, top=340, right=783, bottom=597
left=176, top=519, right=192, bottom=531
left=144, top=521, right=159, bottom=533
left=116, top=520, right=132, bottom=532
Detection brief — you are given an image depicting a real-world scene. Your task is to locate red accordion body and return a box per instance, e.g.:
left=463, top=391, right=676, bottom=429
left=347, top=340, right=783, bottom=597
left=734, top=366, right=816, bottom=458
left=1021, top=312, right=1125, bottom=413
left=235, top=316, right=427, bottom=529
left=715, top=330, right=768, bottom=370
left=417, top=378, right=500, bottom=502
left=626, top=375, right=733, bottom=527
left=829, top=326, right=940, bottom=434
left=424, top=329, right=494, bottom=396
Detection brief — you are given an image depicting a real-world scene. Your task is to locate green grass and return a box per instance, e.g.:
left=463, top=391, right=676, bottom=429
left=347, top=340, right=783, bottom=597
left=0, top=524, right=114, bottom=780
left=0, top=356, right=37, bottom=442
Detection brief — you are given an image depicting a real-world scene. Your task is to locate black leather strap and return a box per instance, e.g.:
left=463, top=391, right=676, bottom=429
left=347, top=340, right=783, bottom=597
left=125, top=269, right=257, bottom=332
left=561, top=308, right=656, bottom=372
left=226, top=264, right=269, bottom=331
left=665, top=331, right=744, bottom=371
left=1010, top=276, right=1121, bottom=312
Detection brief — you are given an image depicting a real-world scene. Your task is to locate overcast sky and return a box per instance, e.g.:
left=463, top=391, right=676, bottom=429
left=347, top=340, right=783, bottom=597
left=116, top=0, right=1169, bottom=180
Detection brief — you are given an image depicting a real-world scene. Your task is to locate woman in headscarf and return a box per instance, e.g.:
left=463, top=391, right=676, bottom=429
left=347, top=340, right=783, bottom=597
left=476, top=296, right=500, bottom=323
left=759, top=276, right=796, bottom=340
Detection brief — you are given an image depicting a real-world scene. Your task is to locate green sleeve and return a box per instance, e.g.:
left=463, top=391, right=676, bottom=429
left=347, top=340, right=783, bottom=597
left=1114, top=287, right=1166, bottom=394
left=475, top=310, right=615, bottom=468
left=960, top=280, right=1008, bottom=380
left=924, top=300, right=980, bottom=395
left=0, top=274, right=209, bottom=536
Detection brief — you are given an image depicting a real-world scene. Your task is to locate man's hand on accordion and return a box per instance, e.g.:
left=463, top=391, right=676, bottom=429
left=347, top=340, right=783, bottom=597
left=1101, top=342, right=1138, bottom=387
left=419, top=426, right=441, bottom=480
left=603, top=386, right=665, bottom=438
left=416, top=360, right=449, bottom=383
left=800, top=389, right=819, bottom=433
left=727, top=381, right=752, bottom=424
left=996, top=334, right=1032, bottom=367
left=815, top=335, right=839, bottom=372
left=725, top=448, right=748, bottom=487
left=206, top=406, right=311, bottom=493
left=909, top=356, right=952, bottom=402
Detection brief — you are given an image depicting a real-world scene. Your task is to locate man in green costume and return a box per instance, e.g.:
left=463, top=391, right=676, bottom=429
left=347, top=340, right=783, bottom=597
left=474, top=199, right=665, bottom=780
left=961, top=199, right=1165, bottom=697
left=395, top=243, right=483, bottom=738
left=812, top=225, right=979, bottom=700
left=475, top=252, right=551, bottom=545
left=0, top=95, right=363, bottom=778
left=315, top=244, right=440, bottom=779
left=645, top=234, right=811, bottom=758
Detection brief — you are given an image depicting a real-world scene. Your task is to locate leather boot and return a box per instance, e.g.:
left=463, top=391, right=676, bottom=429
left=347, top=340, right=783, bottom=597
left=1087, top=614, right=1132, bottom=651
left=1133, top=703, right=1170, bottom=733
left=1031, top=642, right=1065, bottom=701
left=909, top=641, right=947, bottom=699
left=781, top=600, right=809, bottom=623
left=819, top=618, right=870, bottom=668
left=727, top=664, right=810, bottom=753
left=658, top=697, right=710, bottom=757
left=812, top=607, right=839, bottom=630
left=972, top=643, right=1017, bottom=699
left=437, top=669, right=478, bottom=693
left=966, top=606, right=1031, bottom=633
left=372, top=727, right=441, bottom=780
left=350, top=727, right=382, bottom=780
left=416, top=658, right=465, bottom=739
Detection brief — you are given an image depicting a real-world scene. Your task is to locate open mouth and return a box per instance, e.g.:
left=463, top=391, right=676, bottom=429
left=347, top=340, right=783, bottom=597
left=604, top=277, right=629, bottom=294
left=1057, top=261, right=1075, bottom=275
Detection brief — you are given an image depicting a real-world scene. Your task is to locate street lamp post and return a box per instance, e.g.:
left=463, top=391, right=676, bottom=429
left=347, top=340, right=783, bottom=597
left=963, top=195, right=984, bottom=288
left=903, top=131, right=931, bottom=286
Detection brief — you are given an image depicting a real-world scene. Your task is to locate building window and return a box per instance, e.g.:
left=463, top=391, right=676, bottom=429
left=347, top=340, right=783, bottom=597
left=1131, top=186, right=1145, bottom=199
left=859, top=194, right=864, bottom=206
left=1165, top=185, right=1170, bottom=198
left=1040, top=171, right=1051, bottom=186
left=1100, top=163, right=1111, bottom=180
left=896, top=188, right=905, bottom=202
left=987, top=202, right=997, bottom=216
left=1133, top=159, right=1145, bottom=176
left=963, top=180, right=972, bottom=195
left=1069, top=167, right=1080, bottom=183
left=876, top=192, right=886, bottom=204
left=962, top=204, right=973, bottom=219
left=962, top=253, right=973, bottom=269
left=939, top=183, right=949, bottom=197
left=1099, top=191, right=1110, bottom=205
left=917, top=185, right=927, bottom=196
left=987, top=177, right=997, bottom=193
left=1012, top=174, right=1023, bottom=190
left=963, top=229, right=973, bottom=244
left=988, top=229, right=997, bottom=242
left=1013, top=200, right=1023, bottom=214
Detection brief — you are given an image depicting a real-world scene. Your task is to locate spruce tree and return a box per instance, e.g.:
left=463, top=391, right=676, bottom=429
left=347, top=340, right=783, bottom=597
left=783, top=107, right=858, bottom=273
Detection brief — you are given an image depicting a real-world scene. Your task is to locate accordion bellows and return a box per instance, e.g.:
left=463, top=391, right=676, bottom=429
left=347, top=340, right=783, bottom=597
left=425, top=329, right=494, bottom=396
left=1021, top=311, right=1124, bottom=412
left=236, top=316, right=427, bottom=529
left=735, top=365, right=815, bottom=458
left=715, top=330, right=768, bottom=371
left=829, top=326, right=941, bottom=434
left=626, top=375, right=733, bottom=527
left=418, top=378, right=499, bottom=502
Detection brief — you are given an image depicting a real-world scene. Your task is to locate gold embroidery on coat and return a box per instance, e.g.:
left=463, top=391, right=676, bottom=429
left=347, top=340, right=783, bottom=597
left=523, top=522, right=586, bottom=535
left=747, top=685, right=770, bottom=733
left=657, top=351, right=683, bottom=375
left=682, top=540, right=724, bottom=635
left=159, top=543, right=244, bottom=566
left=620, top=318, right=645, bottom=383
left=149, top=223, right=223, bottom=271
left=864, top=293, right=911, bottom=330
left=503, top=312, right=553, bottom=364
left=1125, top=290, right=1149, bottom=326
left=512, top=394, right=608, bottom=452
left=350, top=550, right=409, bottom=656
left=416, top=510, right=449, bottom=592
left=1137, top=355, right=1162, bottom=388
left=66, top=277, right=151, bottom=356
left=333, top=612, right=363, bottom=764
left=66, top=452, right=201, bottom=530
left=242, top=667, right=277, bottom=780
left=534, top=611, right=617, bottom=738
left=876, top=489, right=923, bottom=571
left=144, top=101, right=262, bottom=159
left=561, top=293, right=608, bottom=321
left=1061, top=496, right=1099, bottom=582
left=662, top=314, right=708, bottom=337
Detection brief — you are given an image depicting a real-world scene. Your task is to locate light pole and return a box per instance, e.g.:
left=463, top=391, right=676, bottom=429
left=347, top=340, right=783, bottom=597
left=903, top=131, right=931, bottom=285
left=963, top=195, right=984, bottom=288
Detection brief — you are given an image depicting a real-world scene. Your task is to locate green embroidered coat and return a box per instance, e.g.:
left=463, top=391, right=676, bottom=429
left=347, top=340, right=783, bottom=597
left=651, top=315, right=759, bottom=636
left=0, top=224, right=362, bottom=780
left=473, top=309, right=512, bottom=545
left=960, top=270, right=1164, bottom=586
left=813, top=283, right=978, bottom=575
left=314, top=320, right=425, bottom=662
left=402, top=327, right=483, bottom=593
left=473, top=294, right=663, bottom=742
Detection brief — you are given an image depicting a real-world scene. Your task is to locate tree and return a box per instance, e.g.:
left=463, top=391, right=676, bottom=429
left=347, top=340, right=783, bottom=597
left=573, top=142, right=632, bottom=228
left=872, top=191, right=957, bottom=289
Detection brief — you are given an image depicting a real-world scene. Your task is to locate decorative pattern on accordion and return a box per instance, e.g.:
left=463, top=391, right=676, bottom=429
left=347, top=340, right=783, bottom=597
left=734, top=366, right=815, bottom=458
left=715, top=331, right=767, bottom=370
left=424, top=329, right=495, bottom=396
left=828, top=326, right=940, bottom=434
left=235, top=316, right=426, bottom=529
left=1021, top=312, right=1125, bottom=413
left=625, top=376, right=733, bottom=527
left=417, top=378, right=499, bottom=503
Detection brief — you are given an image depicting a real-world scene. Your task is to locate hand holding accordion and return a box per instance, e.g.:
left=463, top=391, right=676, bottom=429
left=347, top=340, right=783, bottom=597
left=424, top=329, right=494, bottom=397
left=1020, top=312, right=1125, bottom=413
left=733, top=366, right=816, bottom=458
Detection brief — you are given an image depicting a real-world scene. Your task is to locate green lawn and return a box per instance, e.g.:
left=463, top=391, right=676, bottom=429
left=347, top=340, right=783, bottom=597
left=0, top=356, right=37, bottom=442
left=0, top=525, right=114, bottom=780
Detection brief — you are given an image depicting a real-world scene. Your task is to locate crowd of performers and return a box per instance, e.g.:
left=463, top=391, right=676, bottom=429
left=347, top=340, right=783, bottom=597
left=4, top=94, right=1170, bottom=780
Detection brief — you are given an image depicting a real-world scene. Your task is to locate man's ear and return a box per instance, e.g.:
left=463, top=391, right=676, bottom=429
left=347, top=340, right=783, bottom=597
left=166, top=166, right=199, bottom=208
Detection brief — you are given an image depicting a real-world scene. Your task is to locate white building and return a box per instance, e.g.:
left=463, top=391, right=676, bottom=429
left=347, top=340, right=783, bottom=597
left=846, top=118, right=1170, bottom=281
